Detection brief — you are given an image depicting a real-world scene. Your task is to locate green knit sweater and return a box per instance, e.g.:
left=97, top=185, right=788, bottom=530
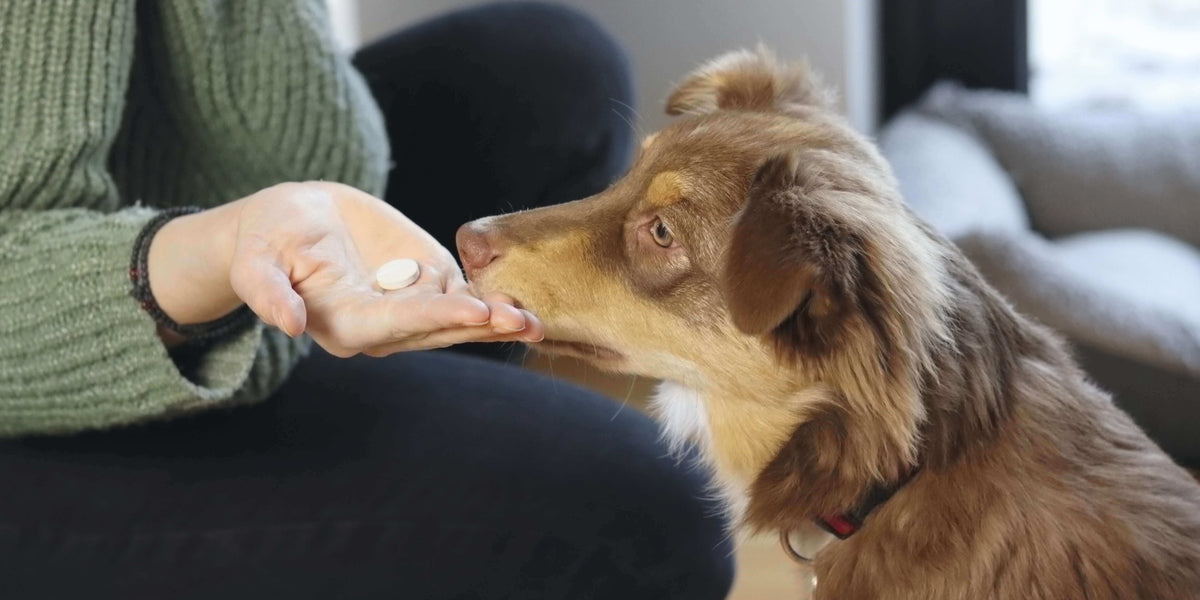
left=0, top=0, right=389, bottom=435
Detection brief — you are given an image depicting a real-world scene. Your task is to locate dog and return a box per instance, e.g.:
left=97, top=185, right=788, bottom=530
left=456, top=48, right=1200, bottom=599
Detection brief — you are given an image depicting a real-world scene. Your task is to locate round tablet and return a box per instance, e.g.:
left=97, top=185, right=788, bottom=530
left=376, top=258, right=421, bottom=290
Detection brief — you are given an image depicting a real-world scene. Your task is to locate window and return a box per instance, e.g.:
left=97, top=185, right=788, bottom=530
left=1030, top=0, right=1200, bottom=110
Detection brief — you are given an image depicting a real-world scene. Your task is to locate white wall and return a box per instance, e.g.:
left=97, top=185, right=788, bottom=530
left=338, top=0, right=877, bottom=132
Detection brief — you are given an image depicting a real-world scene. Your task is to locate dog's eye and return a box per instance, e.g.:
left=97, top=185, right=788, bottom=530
left=651, top=218, right=675, bottom=248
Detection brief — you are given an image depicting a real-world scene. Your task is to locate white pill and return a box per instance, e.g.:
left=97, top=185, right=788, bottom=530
left=376, top=258, right=421, bottom=290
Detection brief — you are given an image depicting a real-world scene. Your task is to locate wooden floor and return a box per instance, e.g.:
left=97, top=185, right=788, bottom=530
left=523, top=352, right=1200, bottom=600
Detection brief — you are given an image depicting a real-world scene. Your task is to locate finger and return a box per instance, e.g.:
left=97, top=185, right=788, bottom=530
left=361, top=291, right=491, bottom=348
left=477, top=292, right=543, bottom=340
left=481, top=296, right=526, bottom=333
left=317, top=282, right=493, bottom=352
left=411, top=291, right=492, bottom=328
left=371, top=313, right=542, bottom=355
left=230, top=248, right=306, bottom=337
left=519, top=309, right=545, bottom=342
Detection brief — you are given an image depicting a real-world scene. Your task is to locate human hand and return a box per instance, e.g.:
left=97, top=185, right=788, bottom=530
left=147, top=182, right=542, bottom=355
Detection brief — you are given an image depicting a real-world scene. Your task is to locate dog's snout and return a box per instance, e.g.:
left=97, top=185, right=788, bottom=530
left=456, top=219, right=503, bottom=278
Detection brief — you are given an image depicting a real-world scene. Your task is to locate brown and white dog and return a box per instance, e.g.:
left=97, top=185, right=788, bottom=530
left=456, top=49, right=1200, bottom=599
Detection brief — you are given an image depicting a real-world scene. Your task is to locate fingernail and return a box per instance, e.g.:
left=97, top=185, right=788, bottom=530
left=465, top=320, right=490, bottom=326
left=496, top=324, right=526, bottom=333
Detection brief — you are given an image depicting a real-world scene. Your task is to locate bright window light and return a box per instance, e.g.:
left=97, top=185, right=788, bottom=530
left=1030, top=0, right=1200, bottom=110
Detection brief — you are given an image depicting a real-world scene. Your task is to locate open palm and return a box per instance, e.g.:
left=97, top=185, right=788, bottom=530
left=229, top=182, right=541, bottom=357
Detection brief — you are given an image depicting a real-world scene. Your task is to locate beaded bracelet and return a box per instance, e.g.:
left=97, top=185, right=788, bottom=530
left=129, top=207, right=256, bottom=344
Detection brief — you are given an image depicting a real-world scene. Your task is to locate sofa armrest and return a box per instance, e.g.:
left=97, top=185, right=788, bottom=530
left=957, top=229, right=1200, bottom=377
left=921, top=83, right=1200, bottom=247
left=879, top=110, right=1030, bottom=241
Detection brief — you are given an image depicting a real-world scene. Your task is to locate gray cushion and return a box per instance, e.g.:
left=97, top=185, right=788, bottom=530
left=920, top=83, right=1200, bottom=247
left=958, top=228, right=1200, bottom=377
left=1054, top=230, right=1200, bottom=327
left=879, top=110, right=1030, bottom=239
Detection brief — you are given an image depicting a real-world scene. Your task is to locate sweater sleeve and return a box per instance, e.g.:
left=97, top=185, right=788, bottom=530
left=0, top=0, right=307, bottom=436
left=0, top=208, right=308, bottom=436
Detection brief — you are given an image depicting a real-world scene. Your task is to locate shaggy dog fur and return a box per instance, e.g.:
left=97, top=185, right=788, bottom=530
left=457, top=48, right=1200, bottom=599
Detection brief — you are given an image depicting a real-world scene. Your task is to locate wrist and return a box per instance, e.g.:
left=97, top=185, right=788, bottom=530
left=146, top=203, right=243, bottom=326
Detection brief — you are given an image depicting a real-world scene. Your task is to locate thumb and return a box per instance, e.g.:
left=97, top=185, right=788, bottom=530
left=230, top=249, right=307, bottom=337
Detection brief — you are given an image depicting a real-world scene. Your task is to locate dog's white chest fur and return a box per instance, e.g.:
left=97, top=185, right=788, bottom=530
left=651, top=381, right=713, bottom=456
left=651, top=381, right=749, bottom=521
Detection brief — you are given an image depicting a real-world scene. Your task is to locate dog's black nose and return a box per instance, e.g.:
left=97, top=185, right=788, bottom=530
left=456, top=219, right=502, bottom=278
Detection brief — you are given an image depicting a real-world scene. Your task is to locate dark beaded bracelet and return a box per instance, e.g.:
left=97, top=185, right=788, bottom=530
left=129, top=207, right=256, bottom=344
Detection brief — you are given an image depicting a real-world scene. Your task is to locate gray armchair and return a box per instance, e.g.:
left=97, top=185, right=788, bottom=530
left=880, top=83, right=1200, bottom=465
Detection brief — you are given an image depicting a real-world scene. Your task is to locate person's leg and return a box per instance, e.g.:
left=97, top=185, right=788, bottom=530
left=352, top=1, right=635, bottom=252
left=0, top=350, right=734, bottom=600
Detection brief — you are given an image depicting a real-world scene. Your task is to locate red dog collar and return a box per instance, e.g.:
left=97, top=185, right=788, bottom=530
left=814, top=469, right=920, bottom=540
left=814, top=513, right=862, bottom=539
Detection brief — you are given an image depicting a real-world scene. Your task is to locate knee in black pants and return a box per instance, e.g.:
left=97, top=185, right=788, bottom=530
left=353, top=1, right=636, bottom=251
left=616, top=455, right=738, bottom=599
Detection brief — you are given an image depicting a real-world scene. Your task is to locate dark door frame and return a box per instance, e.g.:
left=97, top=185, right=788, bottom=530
left=880, top=0, right=1028, bottom=120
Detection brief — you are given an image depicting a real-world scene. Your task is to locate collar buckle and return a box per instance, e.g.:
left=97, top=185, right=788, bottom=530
left=779, top=529, right=817, bottom=565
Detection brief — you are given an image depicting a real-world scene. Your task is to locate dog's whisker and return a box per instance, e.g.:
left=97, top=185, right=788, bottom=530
left=609, top=374, right=638, bottom=422
left=717, top=531, right=738, bottom=559
left=546, top=354, right=559, bottom=395
left=608, top=97, right=644, bottom=138
left=608, top=96, right=643, bottom=125
left=609, top=106, right=639, bottom=139
left=504, top=342, right=522, bottom=366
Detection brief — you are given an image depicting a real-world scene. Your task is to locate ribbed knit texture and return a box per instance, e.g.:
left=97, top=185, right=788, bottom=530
left=0, top=0, right=389, bottom=436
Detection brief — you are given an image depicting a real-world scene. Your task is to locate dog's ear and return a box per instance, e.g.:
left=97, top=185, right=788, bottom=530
left=723, top=151, right=867, bottom=357
left=665, top=46, right=831, bottom=117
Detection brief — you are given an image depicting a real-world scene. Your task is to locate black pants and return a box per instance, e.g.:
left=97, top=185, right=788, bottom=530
left=0, top=3, right=734, bottom=599
left=353, top=1, right=635, bottom=252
